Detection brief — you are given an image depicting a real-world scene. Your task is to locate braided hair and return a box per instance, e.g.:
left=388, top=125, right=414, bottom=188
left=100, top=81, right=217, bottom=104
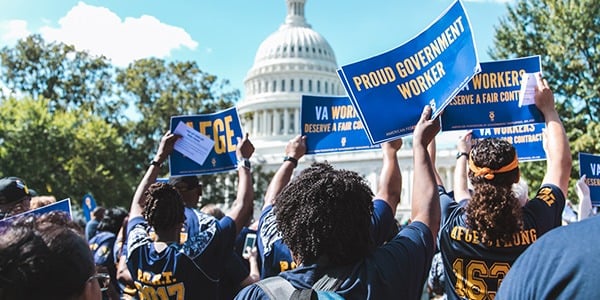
left=275, top=162, right=374, bottom=265
left=143, top=183, right=185, bottom=231
left=466, top=138, right=523, bottom=244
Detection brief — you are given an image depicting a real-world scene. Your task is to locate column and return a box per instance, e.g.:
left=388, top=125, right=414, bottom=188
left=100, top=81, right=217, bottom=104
left=283, top=108, right=290, bottom=134
left=294, top=108, right=300, bottom=135
left=252, top=111, right=258, bottom=136
left=266, top=110, right=272, bottom=136
left=262, top=110, right=268, bottom=137
left=273, top=109, right=280, bottom=135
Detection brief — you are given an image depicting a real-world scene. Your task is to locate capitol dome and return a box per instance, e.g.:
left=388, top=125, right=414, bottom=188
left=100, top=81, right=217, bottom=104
left=238, top=0, right=345, bottom=142
left=252, top=17, right=337, bottom=68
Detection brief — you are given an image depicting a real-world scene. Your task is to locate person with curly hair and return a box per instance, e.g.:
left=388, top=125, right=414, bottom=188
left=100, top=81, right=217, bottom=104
left=0, top=211, right=108, bottom=300
left=251, top=132, right=405, bottom=282
left=236, top=105, right=441, bottom=299
left=126, top=131, right=255, bottom=299
left=431, top=74, right=570, bottom=299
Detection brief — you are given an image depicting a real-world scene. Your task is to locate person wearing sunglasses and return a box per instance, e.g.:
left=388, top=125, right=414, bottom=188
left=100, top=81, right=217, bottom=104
left=0, top=211, right=108, bottom=299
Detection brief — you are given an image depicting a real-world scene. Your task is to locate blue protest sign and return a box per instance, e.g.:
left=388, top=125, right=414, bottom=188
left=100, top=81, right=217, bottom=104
left=169, top=107, right=243, bottom=176
left=578, top=153, right=600, bottom=206
left=301, top=95, right=380, bottom=154
left=337, top=0, right=479, bottom=144
left=472, top=123, right=546, bottom=162
left=1, top=198, right=72, bottom=226
left=442, top=56, right=544, bottom=131
left=81, top=193, right=96, bottom=222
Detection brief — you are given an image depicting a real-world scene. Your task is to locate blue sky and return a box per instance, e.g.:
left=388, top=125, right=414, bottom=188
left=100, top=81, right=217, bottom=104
left=0, top=0, right=513, bottom=98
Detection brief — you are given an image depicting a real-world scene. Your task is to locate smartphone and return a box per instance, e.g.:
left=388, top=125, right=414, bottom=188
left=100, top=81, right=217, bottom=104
left=242, top=233, right=257, bottom=256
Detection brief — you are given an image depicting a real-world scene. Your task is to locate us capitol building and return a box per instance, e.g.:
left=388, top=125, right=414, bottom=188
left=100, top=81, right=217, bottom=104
left=236, top=0, right=458, bottom=221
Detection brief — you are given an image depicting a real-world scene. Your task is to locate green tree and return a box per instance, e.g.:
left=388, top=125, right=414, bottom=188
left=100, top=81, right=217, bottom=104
left=490, top=0, right=600, bottom=201
left=0, top=34, right=123, bottom=121
left=0, top=97, right=135, bottom=207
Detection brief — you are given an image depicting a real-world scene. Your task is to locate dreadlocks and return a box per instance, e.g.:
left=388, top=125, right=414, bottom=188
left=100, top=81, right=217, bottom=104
left=275, top=162, right=374, bottom=265
left=143, top=182, right=185, bottom=231
left=466, top=138, right=523, bottom=244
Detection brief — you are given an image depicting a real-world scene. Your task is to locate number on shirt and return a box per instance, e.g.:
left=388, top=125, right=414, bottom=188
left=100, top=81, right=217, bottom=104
left=452, top=258, right=510, bottom=300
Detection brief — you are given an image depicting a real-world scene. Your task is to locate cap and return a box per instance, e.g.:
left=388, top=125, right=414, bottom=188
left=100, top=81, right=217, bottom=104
left=168, top=176, right=201, bottom=192
left=0, top=177, right=30, bottom=205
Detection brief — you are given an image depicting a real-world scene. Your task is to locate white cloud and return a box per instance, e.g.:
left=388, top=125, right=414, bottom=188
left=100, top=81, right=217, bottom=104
left=39, top=2, right=198, bottom=66
left=0, top=20, right=31, bottom=44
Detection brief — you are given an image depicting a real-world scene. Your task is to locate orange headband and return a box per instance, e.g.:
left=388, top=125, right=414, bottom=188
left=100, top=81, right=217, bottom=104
left=469, top=155, right=519, bottom=180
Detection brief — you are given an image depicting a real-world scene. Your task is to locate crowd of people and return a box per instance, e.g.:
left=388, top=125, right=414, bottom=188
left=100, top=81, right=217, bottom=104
left=0, top=74, right=597, bottom=299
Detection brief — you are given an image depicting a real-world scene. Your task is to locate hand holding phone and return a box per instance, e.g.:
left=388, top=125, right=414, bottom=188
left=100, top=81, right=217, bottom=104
left=242, top=233, right=257, bottom=257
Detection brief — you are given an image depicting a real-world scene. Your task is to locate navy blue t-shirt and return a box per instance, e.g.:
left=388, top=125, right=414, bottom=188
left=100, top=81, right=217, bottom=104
left=439, top=184, right=565, bottom=299
left=89, top=231, right=118, bottom=290
left=126, top=211, right=236, bottom=299
left=236, top=221, right=433, bottom=299
left=257, top=199, right=395, bottom=279
left=496, top=216, right=600, bottom=299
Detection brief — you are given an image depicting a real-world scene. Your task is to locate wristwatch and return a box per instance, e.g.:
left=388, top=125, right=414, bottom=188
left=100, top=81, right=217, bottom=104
left=238, top=158, right=251, bottom=170
left=456, top=152, right=469, bottom=160
left=149, top=160, right=163, bottom=167
left=283, top=156, right=298, bottom=168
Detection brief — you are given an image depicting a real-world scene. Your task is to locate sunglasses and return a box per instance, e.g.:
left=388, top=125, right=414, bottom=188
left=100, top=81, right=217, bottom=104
left=88, top=273, right=111, bottom=292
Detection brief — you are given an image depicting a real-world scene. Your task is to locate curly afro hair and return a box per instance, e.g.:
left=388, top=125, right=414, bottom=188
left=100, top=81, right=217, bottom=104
left=274, top=162, right=374, bottom=265
left=466, top=138, right=523, bottom=244
left=143, top=183, right=185, bottom=231
left=0, top=211, right=95, bottom=299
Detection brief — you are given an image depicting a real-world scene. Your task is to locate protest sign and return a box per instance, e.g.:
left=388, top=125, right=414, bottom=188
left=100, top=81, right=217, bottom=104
left=578, top=152, right=600, bottom=206
left=337, top=0, right=479, bottom=144
left=81, top=193, right=96, bottom=222
left=169, top=107, right=243, bottom=176
left=301, top=95, right=380, bottom=154
left=0, top=198, right=72, bottom=226
left=442, top=56, right=544, bottom=131
left=471, top=123, right=545, bottom=162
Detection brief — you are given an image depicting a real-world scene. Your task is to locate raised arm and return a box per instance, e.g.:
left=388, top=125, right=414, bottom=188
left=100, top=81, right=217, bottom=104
left=453, top=132, right=473, bottom=202
left=377, top=138, right=403, bottom=215
left=427, top=137, right=444, bottom=187
left=577, top=175, right=592, bottom=221
left=411, top=106, right=441, bottom=244
left=262, top=135, right=306, bottom=210
left=129, top=132, right=180, bottom=219
left=535, top=74, right=571, bottom=197
left=226, top=133, right=255, bottom=234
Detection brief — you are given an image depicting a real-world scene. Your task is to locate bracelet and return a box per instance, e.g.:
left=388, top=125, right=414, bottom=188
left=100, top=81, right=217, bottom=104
left=238, top=158, right=251, bottom=170
left=283, top=156, right=298, bottom=168
left=456, top=152, right=469, bottom=160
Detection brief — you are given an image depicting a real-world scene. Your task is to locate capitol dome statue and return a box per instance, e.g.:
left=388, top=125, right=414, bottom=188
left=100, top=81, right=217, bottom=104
left=237, top=0, right=458, bottom=221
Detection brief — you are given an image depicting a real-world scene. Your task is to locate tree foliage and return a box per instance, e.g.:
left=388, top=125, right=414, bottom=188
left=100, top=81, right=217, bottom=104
left=0, top=97, right=134, bottom=207
left=490, top=0, right=600, bottom=201
left=0, top=35, right=270, bottom=210
left=0, top=34, right=122, bottom=120
left=115, top=58, right=239, bottom=164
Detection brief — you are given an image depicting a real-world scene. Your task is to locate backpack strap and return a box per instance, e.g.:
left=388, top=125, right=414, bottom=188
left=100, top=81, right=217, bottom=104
left=256, top=276, right=297, bottom=300
left=256, top=264, right=355, bottom=299
left=311, top=264, right=354, bottom=291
